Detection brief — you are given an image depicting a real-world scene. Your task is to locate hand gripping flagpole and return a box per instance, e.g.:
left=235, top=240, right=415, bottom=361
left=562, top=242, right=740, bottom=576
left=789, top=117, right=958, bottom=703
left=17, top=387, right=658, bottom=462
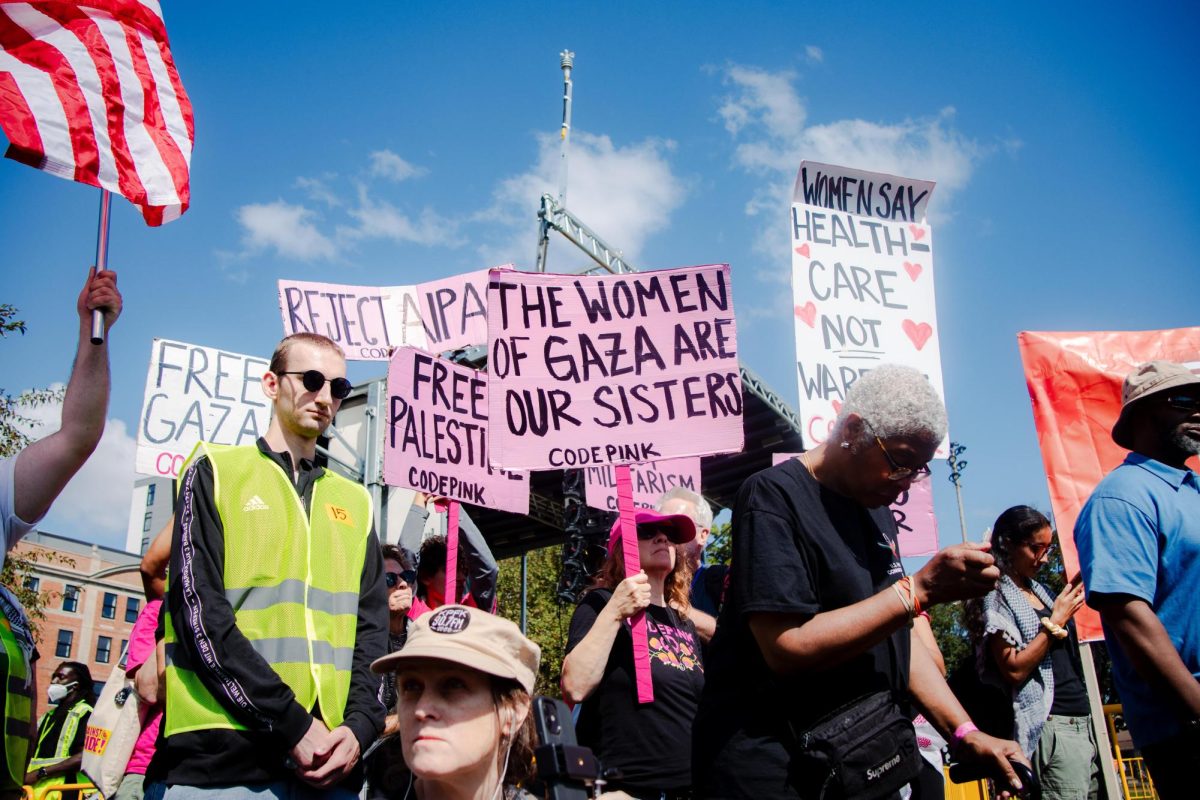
left=90, top=189, right=113, bottom=345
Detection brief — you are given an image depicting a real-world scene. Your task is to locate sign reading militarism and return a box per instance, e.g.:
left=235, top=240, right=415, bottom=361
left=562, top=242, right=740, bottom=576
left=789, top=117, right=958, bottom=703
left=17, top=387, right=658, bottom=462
left=384, top=346, right=529, bottom=514
left=277, top=268, right=496, bottom=359
left=485, top=265, right=744, bottom=471
left=790, top=161, right=947, bottom=451
left=585, top=457, right=702, bottom=512
left=135, top=338, right=270, bottom=478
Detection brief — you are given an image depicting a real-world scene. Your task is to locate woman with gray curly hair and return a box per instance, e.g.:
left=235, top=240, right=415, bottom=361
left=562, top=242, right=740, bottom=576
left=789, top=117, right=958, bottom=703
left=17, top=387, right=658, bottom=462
left=695, top=364, right=1030, bottom=799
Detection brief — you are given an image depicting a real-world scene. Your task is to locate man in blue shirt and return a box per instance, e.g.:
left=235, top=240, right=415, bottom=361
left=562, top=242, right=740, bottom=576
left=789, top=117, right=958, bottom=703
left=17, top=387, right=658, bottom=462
left=1075, top=360, right=1200, bottom=799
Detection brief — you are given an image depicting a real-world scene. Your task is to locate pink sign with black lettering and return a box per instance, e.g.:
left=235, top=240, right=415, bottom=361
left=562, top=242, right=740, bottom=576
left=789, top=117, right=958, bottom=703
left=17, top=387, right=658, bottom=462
left=384, top=346, right=529, bottom=514
left=486, top=265, right=744, bottom=471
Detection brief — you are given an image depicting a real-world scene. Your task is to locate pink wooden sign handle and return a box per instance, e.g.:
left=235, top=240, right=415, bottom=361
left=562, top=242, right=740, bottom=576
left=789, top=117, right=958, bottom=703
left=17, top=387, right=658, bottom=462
left=445, top=500, right=460, bottom=605
left=615, top=464, right=654, bottom=704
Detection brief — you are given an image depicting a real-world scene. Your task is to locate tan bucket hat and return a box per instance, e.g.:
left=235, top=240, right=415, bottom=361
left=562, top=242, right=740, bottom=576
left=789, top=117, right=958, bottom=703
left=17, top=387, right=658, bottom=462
left=370, top=605, right=540, bottom=694
left=1112, top=360, right=1200, bottom=449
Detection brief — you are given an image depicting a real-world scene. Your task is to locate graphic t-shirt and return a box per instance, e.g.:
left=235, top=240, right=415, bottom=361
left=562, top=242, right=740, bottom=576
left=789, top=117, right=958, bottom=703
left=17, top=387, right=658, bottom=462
left=567, top=590, right=704, bottom=790
left=693, top=458, right=911, bottom=798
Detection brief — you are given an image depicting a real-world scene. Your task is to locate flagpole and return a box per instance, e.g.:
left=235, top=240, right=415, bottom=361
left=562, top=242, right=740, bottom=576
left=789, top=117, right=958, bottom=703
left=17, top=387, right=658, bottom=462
left=91, top=188, right=113, bottom=344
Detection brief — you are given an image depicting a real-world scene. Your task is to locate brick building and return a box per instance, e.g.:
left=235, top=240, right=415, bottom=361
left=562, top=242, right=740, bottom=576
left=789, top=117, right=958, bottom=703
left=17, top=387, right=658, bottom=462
left=13, top=530, right=143, bottom=720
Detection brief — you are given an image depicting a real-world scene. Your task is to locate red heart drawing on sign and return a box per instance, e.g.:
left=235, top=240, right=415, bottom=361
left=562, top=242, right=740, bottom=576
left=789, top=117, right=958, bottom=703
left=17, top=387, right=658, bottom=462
left=903, top=262, right=922, bottom=281
left=902, top=320, right=933, bottom=351
left=908, top=225, right=926, bottom=241
left=832, top=399, right=843, bottom=414
left=794, top=243, right=810, bottom=257
left=794, top=302, right=817, bottom=327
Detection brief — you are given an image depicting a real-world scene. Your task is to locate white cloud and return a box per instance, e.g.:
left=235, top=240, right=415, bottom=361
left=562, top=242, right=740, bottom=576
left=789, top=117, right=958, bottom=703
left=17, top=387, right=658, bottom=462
left=236, top=201, right=337, bottom=262
left=15, top=389, right=137, bottom=551
left=337, top=185, right=461, bottom=247
left=805, top=45, right=824, bottom=63
left=295, top=175, right=342, bottom=207
left=368, top=150, right=427, bottom=183
left=716, top=64, right=986, bottom=263
left=480, top=130, right=686, bottom=269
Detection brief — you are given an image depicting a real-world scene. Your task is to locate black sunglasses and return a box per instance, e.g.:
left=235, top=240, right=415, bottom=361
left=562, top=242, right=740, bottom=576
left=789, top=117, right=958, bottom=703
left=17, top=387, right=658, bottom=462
left=1165, top=395, right=1200, bottom=413
left=861, top=419, right=931, bottom=482
left=385, top=570, right=417, bottom=589
left=636, top=525, right=671, bottom=541
left=277, top=370, right=353, bottom=400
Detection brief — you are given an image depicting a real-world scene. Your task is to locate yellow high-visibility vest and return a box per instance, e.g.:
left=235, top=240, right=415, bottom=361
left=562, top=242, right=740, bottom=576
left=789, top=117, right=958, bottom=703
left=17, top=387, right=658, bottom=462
left=29, top=700, right=93, bottom=800
left=1, top=609, right=33, bottom=791
left=164, top=442, right=372, bottom=735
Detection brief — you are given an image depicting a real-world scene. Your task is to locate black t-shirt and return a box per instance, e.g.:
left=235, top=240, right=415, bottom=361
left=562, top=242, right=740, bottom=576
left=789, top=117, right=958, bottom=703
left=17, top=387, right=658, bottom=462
left=693, top=459, right=912, bottom=798
left=566, top=589, right=705, bottom=790
left=1033, top=608, right=1090, bottom=716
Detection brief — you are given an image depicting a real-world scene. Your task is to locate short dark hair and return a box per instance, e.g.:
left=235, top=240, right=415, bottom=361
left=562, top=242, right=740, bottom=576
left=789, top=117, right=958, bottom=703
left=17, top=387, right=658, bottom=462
left=268, top=333, right=343, bottom=375
left=416, top=535, right=447, bottom=595
left=59, top=661, right=97, bottom=704
left=381, top=543, right=413, bottom=571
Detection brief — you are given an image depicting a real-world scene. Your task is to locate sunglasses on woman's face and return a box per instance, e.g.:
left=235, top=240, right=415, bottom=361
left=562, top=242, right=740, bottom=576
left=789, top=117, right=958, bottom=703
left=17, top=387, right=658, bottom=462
left=385, top=570, right=417, bottom=589
left=277, top=369, right=353, bottom=400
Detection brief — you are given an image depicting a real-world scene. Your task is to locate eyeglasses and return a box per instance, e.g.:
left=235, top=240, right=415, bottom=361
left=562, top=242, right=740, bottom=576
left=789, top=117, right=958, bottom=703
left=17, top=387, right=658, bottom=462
left=863, top=420, right=931, bottom=483
left=1028, top=541, right=1056, bottom=560
left=385, top=570, right=417, bottom=589
left=1165, top=395, right=1200, bottom=413
left=277, top=370, right=353, bottom=400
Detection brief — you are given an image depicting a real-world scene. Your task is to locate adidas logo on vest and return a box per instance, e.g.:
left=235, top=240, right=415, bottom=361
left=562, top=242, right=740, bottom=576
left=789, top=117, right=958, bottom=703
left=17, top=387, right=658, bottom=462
left=242, top=495, right=270, bottom=512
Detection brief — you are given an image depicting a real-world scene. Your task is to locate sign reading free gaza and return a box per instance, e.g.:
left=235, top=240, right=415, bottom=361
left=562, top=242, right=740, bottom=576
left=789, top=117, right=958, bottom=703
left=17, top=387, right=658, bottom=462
left=486, top=265, right=744, bottom=471
left=384, top=347, right=529, bottom=514
left=136, top=339, right=270, bottom=478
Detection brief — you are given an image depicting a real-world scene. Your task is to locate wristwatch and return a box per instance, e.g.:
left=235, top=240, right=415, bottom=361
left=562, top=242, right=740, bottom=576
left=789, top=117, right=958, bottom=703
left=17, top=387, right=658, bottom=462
left=36, top=767, right=49, bottom=781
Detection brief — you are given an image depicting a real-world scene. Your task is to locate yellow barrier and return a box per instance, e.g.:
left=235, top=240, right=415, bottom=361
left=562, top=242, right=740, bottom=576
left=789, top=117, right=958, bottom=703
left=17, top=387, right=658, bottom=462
left=1103, top=703, right=1158, bottom=800
left=21, top=784, right=97, bottom=800
left=943, top=766, right=990, bottom=800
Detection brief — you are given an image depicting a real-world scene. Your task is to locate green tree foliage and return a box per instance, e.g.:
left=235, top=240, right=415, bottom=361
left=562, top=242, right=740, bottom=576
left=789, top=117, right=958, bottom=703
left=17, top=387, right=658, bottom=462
left=495, top=545, right=573, bottom=698
left=0, top=549, right=75, bottom=639
left=705, top=520, right=732, bottom=566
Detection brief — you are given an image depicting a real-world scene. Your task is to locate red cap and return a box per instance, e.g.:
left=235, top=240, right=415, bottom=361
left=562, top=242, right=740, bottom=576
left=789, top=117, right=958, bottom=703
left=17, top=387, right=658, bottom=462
left=608, top=509, right=697, bottom=551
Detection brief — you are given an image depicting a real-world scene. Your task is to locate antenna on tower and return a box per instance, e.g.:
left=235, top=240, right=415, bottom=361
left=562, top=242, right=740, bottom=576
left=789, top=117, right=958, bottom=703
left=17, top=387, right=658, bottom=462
left=557, top=49, right=575, bottom=206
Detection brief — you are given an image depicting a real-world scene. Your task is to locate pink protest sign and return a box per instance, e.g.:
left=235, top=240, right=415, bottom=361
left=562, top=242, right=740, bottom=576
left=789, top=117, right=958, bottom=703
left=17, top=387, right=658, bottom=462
left=585, top=457, right=701, bottom=512
left=890, top=480, right=938, bottom=557
left=615, top=464, right=654, bottom=704
left=278, top=268, right=496, bottom=360
left=384, top=347, right=529, bottom=513
left=486, top=265, right=744, bottom=471
left=416, top=269, right=490, bottom=353
left=772, top=452, right=938, bottom=558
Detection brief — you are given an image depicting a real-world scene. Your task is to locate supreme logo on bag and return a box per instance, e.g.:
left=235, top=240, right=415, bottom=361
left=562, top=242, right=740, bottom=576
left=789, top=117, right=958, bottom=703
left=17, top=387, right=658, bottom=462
left=84, top=725, right=111, bottom=755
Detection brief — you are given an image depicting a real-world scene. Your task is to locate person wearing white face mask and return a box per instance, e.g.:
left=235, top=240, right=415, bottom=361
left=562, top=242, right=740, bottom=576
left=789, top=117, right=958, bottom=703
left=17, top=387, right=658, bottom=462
left=371, top=606, right=541, bottom=800
left=26, top=662, right=95, bottom=800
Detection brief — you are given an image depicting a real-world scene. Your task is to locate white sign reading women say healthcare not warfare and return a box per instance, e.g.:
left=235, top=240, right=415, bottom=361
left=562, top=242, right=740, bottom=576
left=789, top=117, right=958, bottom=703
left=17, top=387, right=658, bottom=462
left=790, top=161, right=947, bottom=451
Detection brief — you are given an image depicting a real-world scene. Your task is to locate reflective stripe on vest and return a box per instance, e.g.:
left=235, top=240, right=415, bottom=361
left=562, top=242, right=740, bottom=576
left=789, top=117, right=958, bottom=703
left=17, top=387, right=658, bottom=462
left=164, top=442, right=371, bottom=736
left=0, top=617, right=32, bottom=789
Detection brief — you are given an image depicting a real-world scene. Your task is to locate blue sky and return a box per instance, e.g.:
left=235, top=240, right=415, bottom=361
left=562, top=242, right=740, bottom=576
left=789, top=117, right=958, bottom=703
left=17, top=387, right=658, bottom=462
left=3, top=2, right=1198, bottom=557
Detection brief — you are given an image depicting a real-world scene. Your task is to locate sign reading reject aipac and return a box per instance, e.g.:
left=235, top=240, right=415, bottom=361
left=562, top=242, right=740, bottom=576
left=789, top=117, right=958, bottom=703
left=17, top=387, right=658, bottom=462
left=486, top=265, right=744, bottom=471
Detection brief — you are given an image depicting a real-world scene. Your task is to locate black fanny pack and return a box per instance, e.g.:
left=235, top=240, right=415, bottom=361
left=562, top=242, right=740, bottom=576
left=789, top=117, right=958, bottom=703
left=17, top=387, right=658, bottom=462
left=790, top=690, right=922, bottom=800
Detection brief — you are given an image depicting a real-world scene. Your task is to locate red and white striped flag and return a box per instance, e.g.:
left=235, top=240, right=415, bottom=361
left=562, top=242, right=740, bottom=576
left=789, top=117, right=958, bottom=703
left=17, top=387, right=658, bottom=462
left=0, top=0, right=193, bottom=225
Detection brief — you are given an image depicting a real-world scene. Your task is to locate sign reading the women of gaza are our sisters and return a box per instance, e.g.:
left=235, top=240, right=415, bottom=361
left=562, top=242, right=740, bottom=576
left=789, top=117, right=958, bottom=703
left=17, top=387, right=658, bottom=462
left=135, top=339, right=270, bottom=478
left=791, top=161, right=947, bottom=451
left=384, top=346, right=529, bottom=514
left=486, top=265, right=743, bottom=471
left=585, top=457, right=702, bottom=512
left=277, top=268, right=497, bottom=360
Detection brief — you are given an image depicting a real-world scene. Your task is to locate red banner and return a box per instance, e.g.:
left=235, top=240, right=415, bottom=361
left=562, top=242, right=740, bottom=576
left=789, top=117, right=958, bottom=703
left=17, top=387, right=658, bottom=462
left=1017, top=327, right=1200, bottom=641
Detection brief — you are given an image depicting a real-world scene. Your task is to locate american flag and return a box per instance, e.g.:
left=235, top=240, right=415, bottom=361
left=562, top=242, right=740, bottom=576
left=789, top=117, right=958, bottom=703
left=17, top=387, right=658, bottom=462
left=0, top=1, right=193, bottom=225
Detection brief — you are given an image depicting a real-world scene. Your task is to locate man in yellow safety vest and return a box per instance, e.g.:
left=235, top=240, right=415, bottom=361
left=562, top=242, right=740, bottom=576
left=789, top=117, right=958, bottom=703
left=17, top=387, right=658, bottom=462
left=162, top=333, right=387, bottom=800
left=25, top=662, right=95, bottom=800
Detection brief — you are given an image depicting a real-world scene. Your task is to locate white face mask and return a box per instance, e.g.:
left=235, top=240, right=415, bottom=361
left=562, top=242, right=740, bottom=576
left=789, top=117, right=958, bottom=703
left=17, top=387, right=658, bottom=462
left=47, top=682, right=76, bottom=704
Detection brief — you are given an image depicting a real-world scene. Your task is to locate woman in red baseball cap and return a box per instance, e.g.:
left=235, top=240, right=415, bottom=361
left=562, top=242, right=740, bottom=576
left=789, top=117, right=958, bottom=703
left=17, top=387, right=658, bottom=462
left=561, top=510, right=703, bottom=799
